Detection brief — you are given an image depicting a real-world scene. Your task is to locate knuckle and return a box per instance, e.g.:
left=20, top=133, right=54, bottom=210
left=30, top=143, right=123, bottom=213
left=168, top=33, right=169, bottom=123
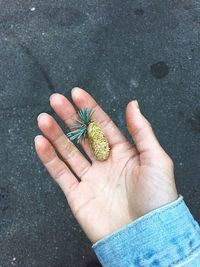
left=100, top=117, right=112, bottom=130
left=131, top=126, right=141, bottom=137
left=54, top=168, right=66, bottom=180
left=64, top=139, right=78, bottom=159
left=93, top=105, right=113, bottom=130
left=79, top=165, right=90, bottom=179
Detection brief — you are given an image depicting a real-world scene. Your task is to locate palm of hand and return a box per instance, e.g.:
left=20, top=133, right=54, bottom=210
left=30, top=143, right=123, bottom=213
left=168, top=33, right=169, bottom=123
left=35, top=88, right=177, bottom=243
left=67, top=141, right=136, bottom=242
left=68, top=142, right=175, bottom=243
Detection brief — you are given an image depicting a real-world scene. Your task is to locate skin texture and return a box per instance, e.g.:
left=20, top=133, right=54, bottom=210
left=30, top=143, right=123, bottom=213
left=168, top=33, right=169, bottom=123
left=35, top=87, right=178, bottom=243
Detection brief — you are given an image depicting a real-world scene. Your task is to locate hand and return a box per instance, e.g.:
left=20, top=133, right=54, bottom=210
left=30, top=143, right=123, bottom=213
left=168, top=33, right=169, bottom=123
left=35, top=87, right=178, bottom=243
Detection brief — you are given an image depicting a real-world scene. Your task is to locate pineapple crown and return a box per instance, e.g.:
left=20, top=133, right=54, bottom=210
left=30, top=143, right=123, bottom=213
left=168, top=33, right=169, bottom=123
left=67, top=107, right=94, bottom=143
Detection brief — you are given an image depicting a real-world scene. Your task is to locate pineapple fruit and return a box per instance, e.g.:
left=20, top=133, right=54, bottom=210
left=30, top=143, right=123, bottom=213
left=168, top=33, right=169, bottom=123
left=67, top=108, right=110, bottom=161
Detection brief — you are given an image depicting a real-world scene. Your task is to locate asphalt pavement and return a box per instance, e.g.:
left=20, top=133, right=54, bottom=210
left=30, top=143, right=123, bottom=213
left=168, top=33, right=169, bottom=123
left=0, top=0, right=199, bottom=266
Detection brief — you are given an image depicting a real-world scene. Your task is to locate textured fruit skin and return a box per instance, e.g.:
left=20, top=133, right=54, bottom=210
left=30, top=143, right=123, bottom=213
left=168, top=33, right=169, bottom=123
left=87, top=121, right=110, bottom=161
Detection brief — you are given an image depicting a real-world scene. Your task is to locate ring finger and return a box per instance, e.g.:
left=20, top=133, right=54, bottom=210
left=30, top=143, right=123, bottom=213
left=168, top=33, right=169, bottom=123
left=49, top=93, right=96, bottom=161
left=37, top=113, right=91, bottom=179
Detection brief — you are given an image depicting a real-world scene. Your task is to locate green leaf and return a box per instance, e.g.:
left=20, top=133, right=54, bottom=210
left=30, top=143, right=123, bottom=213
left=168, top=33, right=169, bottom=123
left=66, top=107, right=95, bottom=142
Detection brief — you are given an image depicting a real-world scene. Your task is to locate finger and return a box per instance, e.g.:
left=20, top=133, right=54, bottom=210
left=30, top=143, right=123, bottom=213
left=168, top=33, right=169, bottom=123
left=49, top=93, right=95, bottom=161
left=34, top=135, right=79, bottom=196
left=79, top=138, right=96, bottom=161
left=71, top=87, right=127, bottom=148
left=37, top=113, right=91, bottom=179
left=126, top=100, right=162, bottom=155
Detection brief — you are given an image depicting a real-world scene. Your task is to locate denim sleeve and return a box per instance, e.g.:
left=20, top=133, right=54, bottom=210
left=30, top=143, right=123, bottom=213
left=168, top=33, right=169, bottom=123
left=92, top=196, right=200, bottom=267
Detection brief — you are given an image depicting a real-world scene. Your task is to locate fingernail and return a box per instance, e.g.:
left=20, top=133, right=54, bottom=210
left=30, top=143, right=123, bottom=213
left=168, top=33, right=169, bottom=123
left=71, top=87, right=81, bottom=94
left=34, top=135, right=43, bottom=142
left=134, top=100, right=139, bottom=109
left=37, top=112, right=48, bottom=122
left=50, top=93, right=62, bottom=102
left=49, top=93, right=57, bottom=101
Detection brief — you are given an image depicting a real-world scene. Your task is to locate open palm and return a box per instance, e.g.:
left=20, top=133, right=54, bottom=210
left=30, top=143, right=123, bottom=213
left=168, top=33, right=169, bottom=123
left=35, top=87, right=178, bottom=243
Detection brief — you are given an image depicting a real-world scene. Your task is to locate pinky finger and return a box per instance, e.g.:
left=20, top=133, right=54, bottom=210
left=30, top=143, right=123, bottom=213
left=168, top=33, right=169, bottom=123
left=34, top=135, right=79, bottom=197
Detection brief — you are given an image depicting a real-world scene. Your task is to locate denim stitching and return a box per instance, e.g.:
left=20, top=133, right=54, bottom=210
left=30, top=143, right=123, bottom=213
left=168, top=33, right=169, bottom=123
left=94, top=198, right=184, bottom=248
left=94, top=197, right=200, bottom=267
left=169, top=243, right=200, bottom=266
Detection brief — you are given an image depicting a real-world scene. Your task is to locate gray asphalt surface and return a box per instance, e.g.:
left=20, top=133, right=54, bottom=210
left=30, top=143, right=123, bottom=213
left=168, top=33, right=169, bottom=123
left=0, top=0, right=199, bottom=266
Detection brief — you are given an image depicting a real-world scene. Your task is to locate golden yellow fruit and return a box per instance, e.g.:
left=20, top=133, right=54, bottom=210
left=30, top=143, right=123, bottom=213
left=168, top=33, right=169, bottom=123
left=87, top=121, right=110, bottom=161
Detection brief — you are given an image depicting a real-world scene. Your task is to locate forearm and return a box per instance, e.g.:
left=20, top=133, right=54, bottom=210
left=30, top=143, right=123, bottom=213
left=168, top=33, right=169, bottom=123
left=92, top=196, right=200, bottom=267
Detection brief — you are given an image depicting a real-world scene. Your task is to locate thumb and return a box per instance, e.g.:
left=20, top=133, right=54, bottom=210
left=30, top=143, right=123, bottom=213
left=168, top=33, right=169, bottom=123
left=126, top=100, right=162, bottom=155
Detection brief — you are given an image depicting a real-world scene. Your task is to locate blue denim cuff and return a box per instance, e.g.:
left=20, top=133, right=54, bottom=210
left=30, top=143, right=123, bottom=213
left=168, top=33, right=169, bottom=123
left=92, top=196, right=200, bottom=267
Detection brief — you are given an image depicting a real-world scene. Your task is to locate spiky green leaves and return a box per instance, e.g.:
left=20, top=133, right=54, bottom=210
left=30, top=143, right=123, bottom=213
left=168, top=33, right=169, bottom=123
left=67, top=127, right=87, bottom=142
left=67, top=107, right=110, bottom=161
left=78, top=108, right=94, bottom=126
left=67, top=108, right=94, bottom=143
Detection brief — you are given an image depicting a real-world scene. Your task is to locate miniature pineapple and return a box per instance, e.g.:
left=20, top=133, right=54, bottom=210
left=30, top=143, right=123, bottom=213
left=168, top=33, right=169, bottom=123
left=67, top=108, right=110, bottom=161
